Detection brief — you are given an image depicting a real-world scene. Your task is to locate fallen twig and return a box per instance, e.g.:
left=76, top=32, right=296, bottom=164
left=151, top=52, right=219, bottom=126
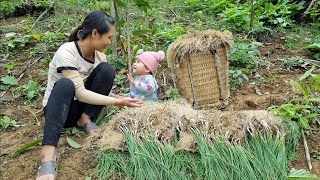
left=15, top=56, right=43, bottom=81
left=0, top=91, right=6, bottom=98
left=301, top=130, right=313, bottom=171
left=23, top=107, right=40, bottom=126
left=303, top=58, right=320, bottom=68
left=162, top=72, right=167, bottom=86
left=31, top=2, right=55, bottom=28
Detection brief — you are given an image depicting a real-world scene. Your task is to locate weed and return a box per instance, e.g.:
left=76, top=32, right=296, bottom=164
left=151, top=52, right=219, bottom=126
left=304, top=43, right=320, bottom=60
left=0, top=116, right=17, bottom=130
left=108, top=56, right=127, bottom=71
left=21, top=80, right=44, bottom=101
left=1, top=62, right=16, bottom=74
left=228, top=41, right=262, bottom=69
left=0, top=75, right=18, bottom=91
left=270, top=66, right=320, bottom=129
left=114, top=74, right=130, bottom=94
left=283, top=56, right=306, bottom=70
left=229, top=69, right=249, bottom=88
left=165, top=86, right=180, bottom=100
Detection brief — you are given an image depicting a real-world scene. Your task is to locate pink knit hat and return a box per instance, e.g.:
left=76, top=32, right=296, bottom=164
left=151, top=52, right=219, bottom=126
left=136, top=50, right=165, bottom=74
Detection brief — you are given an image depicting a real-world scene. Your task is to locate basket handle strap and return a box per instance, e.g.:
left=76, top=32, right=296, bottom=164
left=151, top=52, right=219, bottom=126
left=187, top=52, right=199, bottom=108
left=210, top=48, right=226, bottom=100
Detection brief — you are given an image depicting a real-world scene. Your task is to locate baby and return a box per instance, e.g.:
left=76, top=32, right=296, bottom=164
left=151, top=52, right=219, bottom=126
left=126, top=50, right=165, bottom=101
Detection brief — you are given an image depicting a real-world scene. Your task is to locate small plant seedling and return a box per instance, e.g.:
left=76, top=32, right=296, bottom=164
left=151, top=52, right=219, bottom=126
left=22, top=80, right=44, bottom=101
left=165, top=87, right=180, bottom=100
left=0, top=116, right=17, bottom=130
left=229, top=69, right=249, bottom=88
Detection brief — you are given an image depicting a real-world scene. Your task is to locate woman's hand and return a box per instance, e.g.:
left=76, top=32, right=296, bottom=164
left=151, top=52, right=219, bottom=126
left=127, top=73, right=135, bottom=86
left=114, top=96, right=143, bottom=107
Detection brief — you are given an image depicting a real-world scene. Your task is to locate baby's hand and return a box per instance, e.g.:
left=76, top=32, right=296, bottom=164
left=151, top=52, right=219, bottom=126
left=127, top=73, right=135, bottom=86
left=138, top=96, right=144, bottom=104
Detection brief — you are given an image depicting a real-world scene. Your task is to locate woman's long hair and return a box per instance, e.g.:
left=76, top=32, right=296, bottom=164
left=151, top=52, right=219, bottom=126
left=68, top=10, right=115, bottom=42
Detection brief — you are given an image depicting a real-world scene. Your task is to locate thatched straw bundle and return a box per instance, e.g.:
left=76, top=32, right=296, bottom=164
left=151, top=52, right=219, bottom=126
left=167, top=29, right=233, bottom=68
left=166, top=30, right=234, bottom=108
left=88, top=99, right=282, bottom=152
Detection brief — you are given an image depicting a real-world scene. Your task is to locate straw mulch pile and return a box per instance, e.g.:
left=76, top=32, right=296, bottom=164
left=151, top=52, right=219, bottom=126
left=167, top=29, right=233, bottom=68
left=86, top=99, right=282, bottom=152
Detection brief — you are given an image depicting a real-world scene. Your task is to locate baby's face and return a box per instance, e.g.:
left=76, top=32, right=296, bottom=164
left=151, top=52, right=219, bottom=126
left=132, top=59, right=150, bottom=76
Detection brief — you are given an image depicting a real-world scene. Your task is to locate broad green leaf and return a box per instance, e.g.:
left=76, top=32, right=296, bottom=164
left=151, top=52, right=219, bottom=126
left=8, top=40, right=15, bottom=48
left=241, top=74, right=249, bottom=81
left=306, top=114, right=318, bottom=119
left=299, top=117, right=309, bottom=129
left=133, top=0, right=151, bottom=13
left=276, top=17, right=284, bottom=23
left=114, top=0, right=126, bottom=7
left=308, top=98, right=320, bottom=102
left=118, top=58, right=127, bottom=66
left=67, top=136, right=81, bottom=149
left=85, top=177, right=91, bottom=180
left=32, top=33, right=41, bottom=41
left=299, top=66, right=315, bottom=81
left=287, top=168, right=318, bottom=179
left=2, top=62, right=15, bottom=70
left=5, top=32, right=16, bottom=38
left=304, top=43, right=320, bottom=50
left=311, top=74, right=320, bottom=81
left=115, top=20, right=125, bottom=28
left=290, top=80, right=301, bottom=91
left=71, top=127, right=80, bottom=135
left=299, top=82, right=310, bottom=97
left=310, top=83, right=320, bottom=92
left=0, top=85, right=10, bottom=90
left=290, top=80, right=310, bottom=96
left=27, top=91, right=35, bottom=100
left=1, top=76, right=18, bottom=85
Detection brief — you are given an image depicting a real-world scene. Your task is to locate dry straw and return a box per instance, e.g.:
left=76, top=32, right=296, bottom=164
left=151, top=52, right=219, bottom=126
left=167, top=29, right=233, bottom=68
left=86, top=99, right=282, bottom=152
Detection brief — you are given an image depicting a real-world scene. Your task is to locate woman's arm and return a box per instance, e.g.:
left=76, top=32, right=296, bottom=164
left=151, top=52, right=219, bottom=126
left=62, top=70, right=141, bottom=107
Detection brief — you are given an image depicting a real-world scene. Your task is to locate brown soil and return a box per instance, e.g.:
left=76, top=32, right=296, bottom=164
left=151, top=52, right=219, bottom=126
left=289, top=129, right=320, bottom=176
left=1, top=19, right=319, bottom=180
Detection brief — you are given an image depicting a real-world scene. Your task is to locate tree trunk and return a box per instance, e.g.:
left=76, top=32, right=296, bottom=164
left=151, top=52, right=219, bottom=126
left=126, top=0, right=132, bottom=74
left=109, top=0, right=117, bottom=56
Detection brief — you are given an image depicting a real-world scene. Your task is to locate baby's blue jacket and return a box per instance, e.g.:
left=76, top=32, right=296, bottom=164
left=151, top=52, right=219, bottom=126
left=125, top=75, right=158, bottom=101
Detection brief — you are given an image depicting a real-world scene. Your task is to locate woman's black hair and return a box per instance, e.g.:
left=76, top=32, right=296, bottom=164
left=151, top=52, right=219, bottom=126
left=68, top=10, right=115, bottom=42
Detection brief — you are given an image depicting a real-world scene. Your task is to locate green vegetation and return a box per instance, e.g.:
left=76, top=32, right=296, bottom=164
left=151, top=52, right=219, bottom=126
left=270, top=66, right=320, bottom=130
left=0, top=116, right=17, bottom=130
left=95, top=128, right=312, bottom=179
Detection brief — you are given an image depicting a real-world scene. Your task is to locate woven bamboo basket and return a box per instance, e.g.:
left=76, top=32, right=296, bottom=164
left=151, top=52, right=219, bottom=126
left=167, top=29, right=233, bottom=109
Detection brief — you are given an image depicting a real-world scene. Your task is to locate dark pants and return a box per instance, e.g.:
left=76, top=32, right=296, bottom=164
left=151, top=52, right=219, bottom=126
left=42, top=62, right=115, bottom=146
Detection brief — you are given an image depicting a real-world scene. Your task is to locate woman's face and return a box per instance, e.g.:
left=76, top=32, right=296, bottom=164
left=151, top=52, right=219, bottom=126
left=92, top=25, right=115, bottom=52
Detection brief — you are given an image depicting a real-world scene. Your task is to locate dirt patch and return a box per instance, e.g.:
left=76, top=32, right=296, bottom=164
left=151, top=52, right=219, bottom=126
left=289, top=128, right=320, bottom=176
left=0, top=137, right=95, bottom=180
left=0, top=102, right=96, bottom=179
